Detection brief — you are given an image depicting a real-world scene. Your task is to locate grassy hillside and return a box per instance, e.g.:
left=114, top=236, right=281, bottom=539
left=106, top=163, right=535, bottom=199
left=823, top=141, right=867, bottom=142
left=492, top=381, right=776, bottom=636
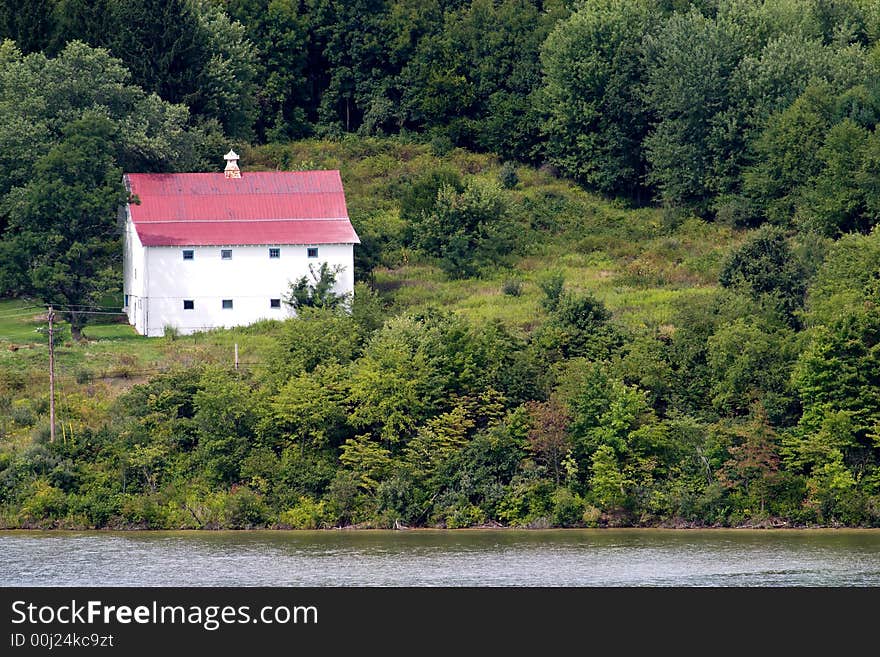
left=0, top=138, right=741, bottom=446
left=248, top=139, right=739, bottom=331
left=16, top=138, right=857, bottom=531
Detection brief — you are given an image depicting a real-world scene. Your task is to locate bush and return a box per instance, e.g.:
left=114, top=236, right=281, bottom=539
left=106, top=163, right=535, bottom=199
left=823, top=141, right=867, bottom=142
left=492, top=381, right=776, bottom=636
left=278, top=497, right=330, bottom=529
left=498, top=161, right=519, bottom=189
left=69, top=490, right=121, bottom=527
left=501, top=278, right=523, bottom=296
left=10, top=402, right=35, bottom=427
left=220, top=486, right=269, bottom=529
left=552, top=487, right=586, bottom=527
left=441, top=502, right=486, bottom=529
left=411, top=178, right=511, bottom=278
left=430, top=132, right=454, bottom=156
left=120, top=494, right=172, bottom=529
left=539, top=271, right=565, bottom=312
left=20, top=479, right=68, bottom=523
left=75, top=369, right=94, bottom=384
left=582, top=505, right=602, bottom=527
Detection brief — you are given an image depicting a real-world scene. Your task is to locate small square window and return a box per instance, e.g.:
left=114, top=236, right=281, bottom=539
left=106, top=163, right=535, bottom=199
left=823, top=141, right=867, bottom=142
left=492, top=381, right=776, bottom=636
left=182, top=249, right=194, bottom=260
left=269, top=248, right=280, bottom=259
left=221, top=249, right=232, bottom=260
left=270, top=298, right=281, bottom=309
left=222, top=299, right=233, bottom=309
left=183, top=300, right=194, bottom=310
left=307, top=247, right=318, bottom=258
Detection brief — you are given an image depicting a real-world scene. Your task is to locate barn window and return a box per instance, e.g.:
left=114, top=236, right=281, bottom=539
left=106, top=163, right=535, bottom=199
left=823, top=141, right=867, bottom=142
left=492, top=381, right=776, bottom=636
left=222, top=299, right=233, bottom=309
left=307, top=247, right=318, bottom=258
left=221, top=249, right=232, bottom=260
left=183, top=300, right=194, bottom=310
left=269, top=248, right=280, bottom=259
left=270, top=298, right=281, bottom=308
left=182, top=249, right=194, bottom=260
left=124, top=294, right=129, bottom=308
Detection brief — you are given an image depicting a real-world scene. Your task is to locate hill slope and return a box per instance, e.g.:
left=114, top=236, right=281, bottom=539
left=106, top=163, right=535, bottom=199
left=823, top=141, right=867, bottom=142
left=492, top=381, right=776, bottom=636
left=2, top=138, right=878, bottom=530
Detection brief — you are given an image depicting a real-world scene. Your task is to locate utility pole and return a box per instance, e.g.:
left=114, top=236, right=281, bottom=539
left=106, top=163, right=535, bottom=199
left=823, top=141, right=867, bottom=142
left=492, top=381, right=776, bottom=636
left=48, top=306, right=56, bottom=443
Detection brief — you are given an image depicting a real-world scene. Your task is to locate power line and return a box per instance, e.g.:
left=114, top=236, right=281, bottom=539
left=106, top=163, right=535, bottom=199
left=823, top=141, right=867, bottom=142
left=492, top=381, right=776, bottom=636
left=51, top=303, right=122, bottom=308
left=48, top=309, right=126, bottom=316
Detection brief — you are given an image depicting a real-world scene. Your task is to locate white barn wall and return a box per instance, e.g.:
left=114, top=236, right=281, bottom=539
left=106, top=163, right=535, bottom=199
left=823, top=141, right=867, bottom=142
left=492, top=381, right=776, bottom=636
left=139, top=242, right=354, bottom=337
left=122, top=215, right=147, bottom=335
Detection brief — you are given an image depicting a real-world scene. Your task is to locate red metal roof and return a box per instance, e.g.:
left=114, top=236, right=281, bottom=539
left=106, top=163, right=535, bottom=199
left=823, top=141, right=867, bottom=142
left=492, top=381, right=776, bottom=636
left=136, top=220, right=360, bottom=247
left=125, top=171, right=359, bottom=245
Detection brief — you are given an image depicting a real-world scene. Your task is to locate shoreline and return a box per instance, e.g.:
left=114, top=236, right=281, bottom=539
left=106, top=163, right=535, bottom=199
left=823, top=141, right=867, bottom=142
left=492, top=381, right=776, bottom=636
left=3, top=524, right=880, bottom=533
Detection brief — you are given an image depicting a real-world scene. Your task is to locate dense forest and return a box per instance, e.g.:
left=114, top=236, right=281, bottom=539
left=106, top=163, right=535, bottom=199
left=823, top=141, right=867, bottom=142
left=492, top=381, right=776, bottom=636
left=1, top=0, right=880, bottom=529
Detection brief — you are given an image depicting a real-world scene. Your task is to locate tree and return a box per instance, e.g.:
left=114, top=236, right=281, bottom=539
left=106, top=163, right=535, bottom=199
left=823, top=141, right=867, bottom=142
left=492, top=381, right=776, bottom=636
left=0, top=41, right=219, bottom=320
left=192, top=368, right=265, bottom=486
left=797, top=118, right=871, bottom=235
left=589, top=444, right=628, bottom=510
left=411, top=178, right=510, bottom=278
left=50, top=0, right=113, bottom=53
left=642, top=7, right=747, bottom=209
left=706, top=318, right=799, bottom=424
left=716, top=409, right=784, bottom=516
left=0, top=0, right=55, bottom=53
left=399, top=0, right=567, bottom=160
left=525, top=398, right=572, bottom=485
left=539, top=0, right=655, bottom=196
left=2, top=115, right=127, bottom=339
left=272, top=364, right=349, bottom=452
left=793, top=306, right=880, bottom=443
left=347, top=315, right=446, bottom=444
left=805, top=227, right=880, bottom=326
left=223, top=0, right=313, bottom=140
left=339, top=433, right=393, bottom=493
left=535, top=291, right=619, bottom=362
left=190, top=0, right=259, bottom=140
left=718, top=225, right=807, bottom=325
left=313, top=0, right=392, bottom=134
left=108, top=0, right=211, bottom=109
left=283, top=262, right=349, bottom=310
left=742, top=80, right=836, bottom=224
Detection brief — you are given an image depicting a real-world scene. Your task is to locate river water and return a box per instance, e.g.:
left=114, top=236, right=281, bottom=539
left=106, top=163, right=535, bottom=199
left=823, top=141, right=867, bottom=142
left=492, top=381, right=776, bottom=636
left=3, top=529, right=880, bottom=587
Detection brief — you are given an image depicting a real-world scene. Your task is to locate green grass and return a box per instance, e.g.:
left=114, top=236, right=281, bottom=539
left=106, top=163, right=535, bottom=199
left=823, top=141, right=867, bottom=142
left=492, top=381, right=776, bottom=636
left=0, top=299, right=49, bottom=343
left=81, top=323, right=142, bottom=341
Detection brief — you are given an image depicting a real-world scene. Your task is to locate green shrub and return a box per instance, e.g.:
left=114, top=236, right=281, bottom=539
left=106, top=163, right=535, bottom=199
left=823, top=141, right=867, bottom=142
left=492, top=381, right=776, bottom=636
left=498, top=161, right=519, bottom=189
left=121, top=494, right=172, bottom=529
left=75, top=369, right=94, bottom=384
left=20, top=479, right=68, bottom=523
left=10, top=402, right=35, bottom=427
left=278, top=497, right=330, bottom=529
left=538, top=271, right=565, bottom=312
left=552, top=487, right=587, bottom=527
left=501, top=278, right=523, bottom=296
left=441, top=502, right=486, bottom=529
left=220, top=486, right=269, bottom=529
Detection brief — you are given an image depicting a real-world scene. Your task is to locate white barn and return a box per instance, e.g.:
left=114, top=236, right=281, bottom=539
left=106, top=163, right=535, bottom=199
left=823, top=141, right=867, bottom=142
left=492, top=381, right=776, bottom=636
left=122, top=152, right=359, bottom=337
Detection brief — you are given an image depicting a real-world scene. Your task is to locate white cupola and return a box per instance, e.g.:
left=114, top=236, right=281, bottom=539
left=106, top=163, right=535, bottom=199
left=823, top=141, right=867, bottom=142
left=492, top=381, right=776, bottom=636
left=224, top=149, right=241, bottom=179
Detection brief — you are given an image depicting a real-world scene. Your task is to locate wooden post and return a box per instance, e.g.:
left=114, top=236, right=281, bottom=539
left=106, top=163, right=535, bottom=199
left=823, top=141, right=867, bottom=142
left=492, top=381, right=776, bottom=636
left=48, top=306, right=55, bottom=443
left=234, top=343, right=239, bottom=371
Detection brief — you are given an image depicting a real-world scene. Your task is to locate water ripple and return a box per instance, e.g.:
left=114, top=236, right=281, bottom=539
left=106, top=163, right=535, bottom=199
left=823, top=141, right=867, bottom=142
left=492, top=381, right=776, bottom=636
left=3, top=529, right=880, bottom=587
